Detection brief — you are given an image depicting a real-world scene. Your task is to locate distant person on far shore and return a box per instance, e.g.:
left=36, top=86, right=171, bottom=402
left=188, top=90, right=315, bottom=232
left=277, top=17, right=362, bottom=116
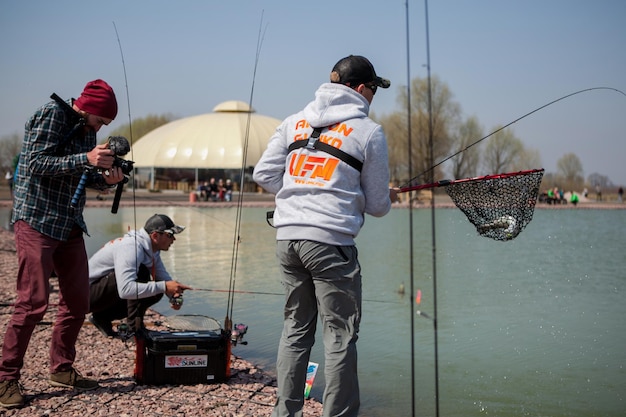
left=595, top=185, right=602, bottom=201
left=198, top=181, right=209, bottom=201
left=217, top=178, right=225, bottom=201
left=224, top=179, right=233, bottom=202
left=208, top=177, right=219, bottom=201
left=570, top=191, right=579, bottom=206
left=4, top=171, right=12, bottom=198
left=618, top=187, right=623, bottom=203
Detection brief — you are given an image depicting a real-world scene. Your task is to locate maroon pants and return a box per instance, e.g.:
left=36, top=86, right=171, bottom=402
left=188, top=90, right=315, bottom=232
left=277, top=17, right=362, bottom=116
left=0, top=221, right=90, bottom=381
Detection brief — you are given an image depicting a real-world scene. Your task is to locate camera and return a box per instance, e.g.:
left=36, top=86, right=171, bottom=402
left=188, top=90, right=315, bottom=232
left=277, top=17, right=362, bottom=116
left=107, top=136, right=134, bottom=175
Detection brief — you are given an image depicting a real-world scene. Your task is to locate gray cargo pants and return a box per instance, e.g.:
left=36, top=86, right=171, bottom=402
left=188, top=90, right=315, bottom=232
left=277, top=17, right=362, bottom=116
left=272, top=240, right=361, bottom=417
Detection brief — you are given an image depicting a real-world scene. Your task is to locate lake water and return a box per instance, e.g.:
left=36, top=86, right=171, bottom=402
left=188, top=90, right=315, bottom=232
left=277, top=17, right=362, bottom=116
left=1, top=205, right=624, bottom=417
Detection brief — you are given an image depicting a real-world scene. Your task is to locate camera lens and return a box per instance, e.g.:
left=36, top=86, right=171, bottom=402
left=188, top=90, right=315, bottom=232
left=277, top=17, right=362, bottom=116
left=113, top=157, right=134, bottom=175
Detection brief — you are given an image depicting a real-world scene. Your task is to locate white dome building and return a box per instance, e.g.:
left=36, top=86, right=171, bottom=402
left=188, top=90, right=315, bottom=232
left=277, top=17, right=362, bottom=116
left=130, top=100, right=281, bottom=190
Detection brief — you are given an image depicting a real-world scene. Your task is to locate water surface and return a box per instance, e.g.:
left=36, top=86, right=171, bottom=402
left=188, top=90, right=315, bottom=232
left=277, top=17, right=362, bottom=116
left=1, top=206, right=624, bottom=416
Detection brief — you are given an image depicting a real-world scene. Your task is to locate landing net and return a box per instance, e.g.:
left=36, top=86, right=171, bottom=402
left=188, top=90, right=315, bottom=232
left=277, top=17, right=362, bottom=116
left=164, top=314, right=222, bottom=331
left=400, top=169, right=544, bottom=241
left=445, top=169, right=544, bottom=241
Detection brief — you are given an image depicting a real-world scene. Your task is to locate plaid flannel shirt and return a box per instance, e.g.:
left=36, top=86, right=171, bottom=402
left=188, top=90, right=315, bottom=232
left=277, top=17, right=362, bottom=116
left=11, top=99, right=109, bottom=241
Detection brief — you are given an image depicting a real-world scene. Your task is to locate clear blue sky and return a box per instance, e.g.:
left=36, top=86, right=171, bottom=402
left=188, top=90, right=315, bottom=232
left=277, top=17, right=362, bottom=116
left=1, top=0, right=624, bottom=186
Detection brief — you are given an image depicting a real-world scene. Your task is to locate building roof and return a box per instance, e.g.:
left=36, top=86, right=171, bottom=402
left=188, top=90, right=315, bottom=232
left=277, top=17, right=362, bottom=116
left=130, top=100, right=281, bottom=169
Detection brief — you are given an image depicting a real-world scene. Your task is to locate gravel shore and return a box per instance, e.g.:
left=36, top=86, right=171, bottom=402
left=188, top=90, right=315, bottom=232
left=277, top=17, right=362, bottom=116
left=0, top=226, right=323, bottom=416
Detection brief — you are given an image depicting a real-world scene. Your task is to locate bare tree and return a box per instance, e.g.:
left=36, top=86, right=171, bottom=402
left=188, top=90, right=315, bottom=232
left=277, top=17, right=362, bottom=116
left=510, top=148, right=542, bottom=172
left=587, top=172, right=611, bottom=189
left=482, top=126, right=524, bottom=174
left=378, top=112, right=407, bottom=185
left=557, top=153, right=584, bottom=184
left=449, top=116, right=483, bottom=179
left=381, top=75, right=460, bottom=185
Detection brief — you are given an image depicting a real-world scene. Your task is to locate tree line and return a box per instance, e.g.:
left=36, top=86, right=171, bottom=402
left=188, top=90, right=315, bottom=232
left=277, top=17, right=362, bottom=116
left=0, top=77, right=619, bottom=192
left=378, top=75, right=569, bottom=190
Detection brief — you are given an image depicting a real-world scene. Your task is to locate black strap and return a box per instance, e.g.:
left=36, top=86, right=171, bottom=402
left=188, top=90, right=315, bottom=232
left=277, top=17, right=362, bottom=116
left=265, top=210, right=274, bottom=227
left=50, top=93, right=86, bottom=151
left=266, top=127, right=364, bottom=228
left=287, top=127, right=363, bottom=172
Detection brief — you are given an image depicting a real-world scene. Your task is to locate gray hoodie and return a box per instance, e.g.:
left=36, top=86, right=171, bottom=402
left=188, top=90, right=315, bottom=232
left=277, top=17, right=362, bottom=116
left=88, top=228, right=171, bottom=299
left=253, top=82, right=391, bottom=245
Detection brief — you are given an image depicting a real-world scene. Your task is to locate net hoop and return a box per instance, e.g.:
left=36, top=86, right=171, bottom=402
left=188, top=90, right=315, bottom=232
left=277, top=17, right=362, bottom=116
left=399, top=169, right=545, bottom=241
left=398, top=169, right=545, bottom=193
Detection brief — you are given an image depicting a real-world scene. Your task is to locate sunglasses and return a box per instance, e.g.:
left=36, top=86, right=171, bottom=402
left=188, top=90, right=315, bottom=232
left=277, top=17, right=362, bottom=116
left=159, top=231, right=175, bottom=238
left=365, top=83, right=378, bottom=95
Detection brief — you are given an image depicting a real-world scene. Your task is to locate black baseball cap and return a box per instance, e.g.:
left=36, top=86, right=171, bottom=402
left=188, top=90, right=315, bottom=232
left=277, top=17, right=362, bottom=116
left=330, top=55, right=391, bottom=89
left=144, top=214, right=185, bottom=234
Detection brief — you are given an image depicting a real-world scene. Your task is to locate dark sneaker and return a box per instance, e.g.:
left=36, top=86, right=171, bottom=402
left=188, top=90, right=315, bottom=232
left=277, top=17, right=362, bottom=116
left=88, top=314, right=117, bottom=338
left=49, top=368, right=99, bottom=391
left=0, top=379, right=24, bottom=409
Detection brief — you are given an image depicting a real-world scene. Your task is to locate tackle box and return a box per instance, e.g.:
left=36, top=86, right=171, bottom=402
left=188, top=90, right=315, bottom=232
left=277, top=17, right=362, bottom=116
left=135, top=329, right=229, bottom=385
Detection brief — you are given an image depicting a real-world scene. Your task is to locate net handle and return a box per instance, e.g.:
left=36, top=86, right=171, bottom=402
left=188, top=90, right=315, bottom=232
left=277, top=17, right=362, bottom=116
left=398, top=169, right=545, bottom=193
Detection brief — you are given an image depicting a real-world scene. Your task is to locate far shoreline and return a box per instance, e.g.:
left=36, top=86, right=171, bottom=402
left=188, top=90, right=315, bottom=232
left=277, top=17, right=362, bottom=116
left=0, top=186, right=624, bottom=210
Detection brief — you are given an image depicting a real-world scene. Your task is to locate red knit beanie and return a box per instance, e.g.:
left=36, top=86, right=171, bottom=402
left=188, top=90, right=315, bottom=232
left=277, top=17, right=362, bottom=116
left=74, top=79, right=118, bottom=120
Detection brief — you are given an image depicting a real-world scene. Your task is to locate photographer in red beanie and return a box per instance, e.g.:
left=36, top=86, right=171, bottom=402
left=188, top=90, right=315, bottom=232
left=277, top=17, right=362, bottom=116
left=0, top=79, right=126, bottom=409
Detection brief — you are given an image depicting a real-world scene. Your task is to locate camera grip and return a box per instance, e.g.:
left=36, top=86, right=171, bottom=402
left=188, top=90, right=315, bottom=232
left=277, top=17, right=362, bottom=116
left=111, top=177, right=128, bottom=214
left=70, top=170, right=89, bottom=208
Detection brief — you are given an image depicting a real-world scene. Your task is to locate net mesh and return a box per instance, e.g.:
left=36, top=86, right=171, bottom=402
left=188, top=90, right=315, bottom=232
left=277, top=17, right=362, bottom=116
left=164, top=314, right=222, bottom=331
left=445, top=170, right=544, bottom=241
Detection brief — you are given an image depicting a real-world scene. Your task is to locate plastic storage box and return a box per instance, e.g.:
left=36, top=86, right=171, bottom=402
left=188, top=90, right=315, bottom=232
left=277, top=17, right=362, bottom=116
left=135, top=329, right=229, bottom=385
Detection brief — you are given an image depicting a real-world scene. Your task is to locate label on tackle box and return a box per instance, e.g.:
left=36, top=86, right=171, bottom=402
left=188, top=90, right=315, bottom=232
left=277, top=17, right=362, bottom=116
left=165, top=354, right=208, bottom=368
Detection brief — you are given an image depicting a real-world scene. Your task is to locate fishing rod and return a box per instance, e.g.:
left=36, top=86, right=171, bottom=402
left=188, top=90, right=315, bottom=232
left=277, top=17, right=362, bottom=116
left=404, top=1, right=417, bottom=416
left=422, top=1, right=440, bottom=416
left=224, top=12, right=268, bottom=337
left=401, top=86, right=626, bottom=190
left=111, top=24, right=162, bottom=349
left=113, top=22, right=137, bottom=219
left=193, top=287, right=404, bottom=304
left=112, top=21, right=142, bottom=287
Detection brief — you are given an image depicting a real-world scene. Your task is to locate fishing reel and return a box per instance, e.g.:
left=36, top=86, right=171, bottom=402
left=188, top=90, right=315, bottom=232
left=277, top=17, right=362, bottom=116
left=117, top=322, right=133, bottom=342
left=117, top=318, right=153, bottom=343
left=170, top=294, right=184, bottom=307
left=230, top=323, right=248, bottom=346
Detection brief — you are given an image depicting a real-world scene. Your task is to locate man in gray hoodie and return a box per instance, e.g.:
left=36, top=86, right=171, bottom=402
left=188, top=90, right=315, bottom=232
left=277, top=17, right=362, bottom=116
left=88, top=214, right=192, bottom=337
left=253, top=55, right=397, bottom=417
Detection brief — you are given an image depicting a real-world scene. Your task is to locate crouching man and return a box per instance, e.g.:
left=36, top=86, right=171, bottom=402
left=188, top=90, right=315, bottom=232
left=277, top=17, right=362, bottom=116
left=88, top=214, right=192, bottom=337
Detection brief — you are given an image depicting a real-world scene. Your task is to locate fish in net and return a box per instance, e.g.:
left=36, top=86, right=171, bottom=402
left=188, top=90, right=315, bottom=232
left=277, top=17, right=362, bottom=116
left=445, top=170, right=543, bottom=241
left=400, top=169, right=544, bottom=241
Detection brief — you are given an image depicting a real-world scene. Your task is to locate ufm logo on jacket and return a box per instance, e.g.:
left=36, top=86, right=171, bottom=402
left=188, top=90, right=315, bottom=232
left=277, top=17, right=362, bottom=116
left=289, top=120, right=354, bottom=185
